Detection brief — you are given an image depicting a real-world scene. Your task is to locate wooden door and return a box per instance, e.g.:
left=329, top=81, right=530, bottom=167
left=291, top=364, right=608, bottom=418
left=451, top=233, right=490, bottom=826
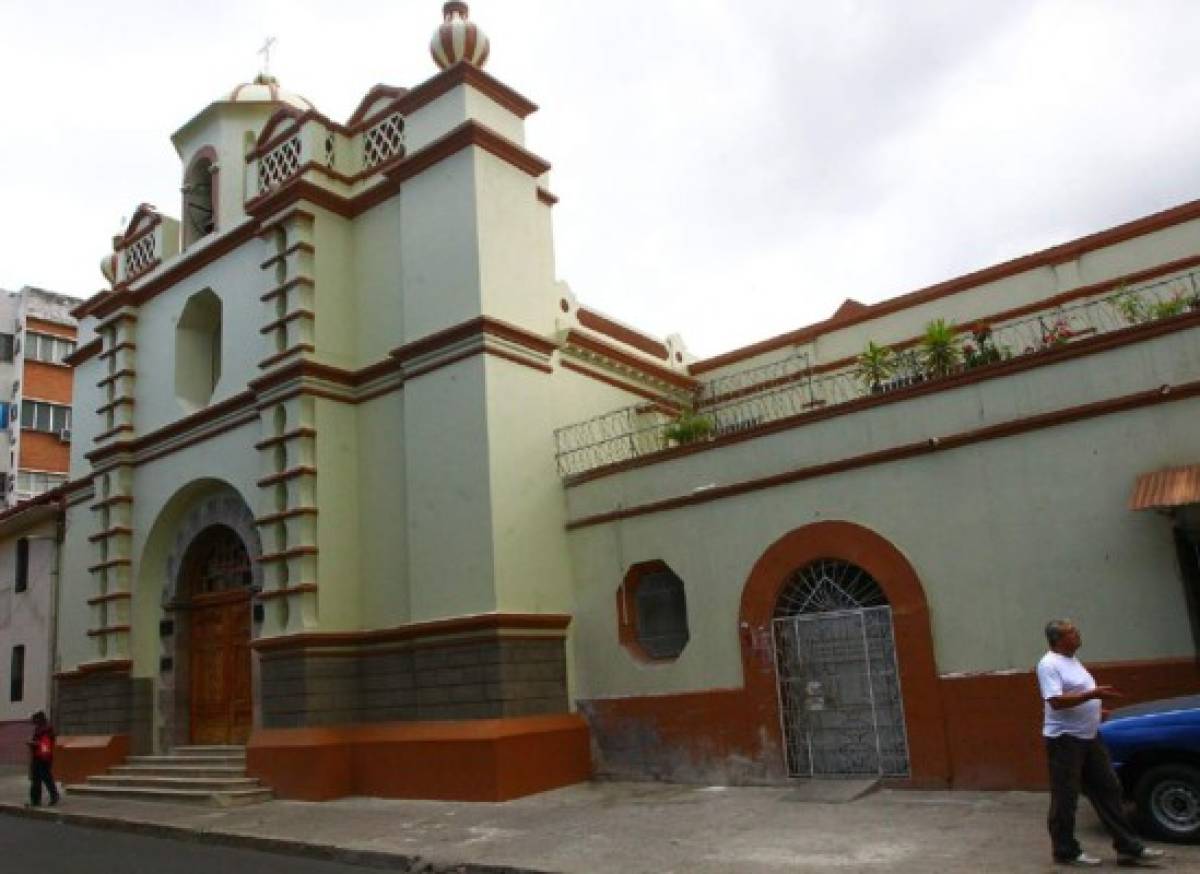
left=189, top=590, right=252, bottom=745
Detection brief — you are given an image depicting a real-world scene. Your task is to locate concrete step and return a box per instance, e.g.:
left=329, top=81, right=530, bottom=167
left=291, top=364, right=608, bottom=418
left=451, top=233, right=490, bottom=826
left=125, top=755, right=245, bottom=767
left=109, top=764, right=248, bottom=778
left=87, top=775, right=262, bottom=792
left=170, top=745, right=247, bottom=757
left=66, top=784, right=273, bottom=807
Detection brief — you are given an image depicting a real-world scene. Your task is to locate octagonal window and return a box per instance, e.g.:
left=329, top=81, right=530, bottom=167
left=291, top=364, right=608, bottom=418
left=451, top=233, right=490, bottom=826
left=618, top=560, right=690, bottom=661
left=175, top=289, right=222, bottom=412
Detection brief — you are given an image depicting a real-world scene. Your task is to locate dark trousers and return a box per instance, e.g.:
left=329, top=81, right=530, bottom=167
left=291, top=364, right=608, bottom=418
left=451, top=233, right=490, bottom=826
left=29, top=758, right=59, bottom=806
left=1046, top=734, right=1142, bottom=861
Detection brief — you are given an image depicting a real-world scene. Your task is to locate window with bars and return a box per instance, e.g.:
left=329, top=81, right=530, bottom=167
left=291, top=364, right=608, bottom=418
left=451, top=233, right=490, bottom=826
left=0, top=334, right=14, bottom=363
left=619, top=561, right=690, bottom=661
left=774, top=559, right=888, bottom=617
left=23, top=332, right=75, bottom=365
left=15, top=471, right=67, bottom=496
left=184, top=525, right=251, bottom=597
left=20, top=400, right=71, bottom=434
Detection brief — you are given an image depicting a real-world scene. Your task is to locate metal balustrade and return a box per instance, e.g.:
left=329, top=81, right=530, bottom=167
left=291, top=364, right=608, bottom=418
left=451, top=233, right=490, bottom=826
left=554, top=268, right=1200, bottom=478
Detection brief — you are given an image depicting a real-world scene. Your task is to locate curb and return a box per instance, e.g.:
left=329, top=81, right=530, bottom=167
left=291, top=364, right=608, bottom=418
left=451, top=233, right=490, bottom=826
left=0, top=803, right=554, bottom=873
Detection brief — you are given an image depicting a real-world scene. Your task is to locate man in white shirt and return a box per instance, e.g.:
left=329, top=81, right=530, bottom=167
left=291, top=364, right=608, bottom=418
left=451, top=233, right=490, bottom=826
left=1037, top=619, right=1165, bottom=867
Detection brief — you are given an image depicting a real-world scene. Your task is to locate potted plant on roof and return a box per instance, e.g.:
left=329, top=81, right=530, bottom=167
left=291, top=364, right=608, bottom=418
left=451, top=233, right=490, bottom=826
left=662, top=406, right=714, bottom=448
left=919, top=318, right=962, bottom=379
left=857, top=341, right=896, bottom=394
left=962, top=323, right=1007, bottom=370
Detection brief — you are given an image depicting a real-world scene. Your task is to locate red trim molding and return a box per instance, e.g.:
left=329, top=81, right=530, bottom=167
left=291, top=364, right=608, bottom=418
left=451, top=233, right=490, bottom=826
left=694, top=204, right=1200, bottom=374
left=251, top=612, right=572, bottom=654
left=572, top=313, right=1200, bottom=488
left=54, top=658, right=131, bottom=681
left=565, top=330, right=695, bottom=391
left=577, top=308, right=669, bottom=360
left=247, top=121, right=550, bottom=222
left=568, top=375, right=1200, bottom=529
left=560, top=360, right=678, bottom=407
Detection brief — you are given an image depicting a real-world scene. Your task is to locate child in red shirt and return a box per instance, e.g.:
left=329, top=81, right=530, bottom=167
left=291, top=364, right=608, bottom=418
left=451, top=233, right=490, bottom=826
left=26, top=711, right=59, bottom=807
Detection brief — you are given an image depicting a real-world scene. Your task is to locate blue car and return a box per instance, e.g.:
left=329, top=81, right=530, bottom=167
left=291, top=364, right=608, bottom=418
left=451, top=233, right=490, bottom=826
left=1099, top=694, right=1200, bottom=843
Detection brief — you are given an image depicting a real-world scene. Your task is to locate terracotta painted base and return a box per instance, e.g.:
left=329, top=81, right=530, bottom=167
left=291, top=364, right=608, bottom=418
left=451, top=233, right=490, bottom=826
left=54, top=734, right=130, bottom=783
left=246, top=713, right=592, bottom=801
left=583, top=657, right=1200, bottom=791
left=941, top=656, right=1200, bottom=790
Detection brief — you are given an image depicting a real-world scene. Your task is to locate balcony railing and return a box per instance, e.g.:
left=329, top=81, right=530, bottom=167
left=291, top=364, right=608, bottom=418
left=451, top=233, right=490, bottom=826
left=554, top=267, right=1200, bottom=478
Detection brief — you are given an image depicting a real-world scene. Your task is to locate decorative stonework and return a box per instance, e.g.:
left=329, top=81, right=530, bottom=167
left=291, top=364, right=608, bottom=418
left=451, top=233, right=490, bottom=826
left=162, top=490, right=263, bottom=607
left=253, top=394, right=318, bottom=636
left=257, top=135, right=302, bottom=195
left=256, top=621, right=570, bottom=729
left=361, top=111, right=406, bottom=171
left=86, top=465, right=135, bottom=662
left=94, top=311, right=139, bottom=444
left=258, top=210, right=316, bottom=369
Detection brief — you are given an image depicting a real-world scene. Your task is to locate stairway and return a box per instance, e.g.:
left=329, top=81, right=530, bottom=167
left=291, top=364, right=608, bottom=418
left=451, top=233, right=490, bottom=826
left=67, top=745, right=273, bottom=806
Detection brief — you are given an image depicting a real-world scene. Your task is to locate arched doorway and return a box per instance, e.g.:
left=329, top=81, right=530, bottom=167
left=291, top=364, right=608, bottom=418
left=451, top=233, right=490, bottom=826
left=772, top=559, right=909, bottom=778
left=182, top=524, right=253, bottom=744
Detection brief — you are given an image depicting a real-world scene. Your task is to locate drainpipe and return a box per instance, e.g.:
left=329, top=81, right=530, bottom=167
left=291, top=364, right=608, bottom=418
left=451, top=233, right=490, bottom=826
left=47, top=500, right=64, bottom=717
left=30, top=500, right=65, bottom=718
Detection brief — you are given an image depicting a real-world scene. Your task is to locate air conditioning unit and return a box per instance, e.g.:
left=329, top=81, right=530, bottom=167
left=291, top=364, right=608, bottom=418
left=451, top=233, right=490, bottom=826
left=58, top=428, right=71, bottom=443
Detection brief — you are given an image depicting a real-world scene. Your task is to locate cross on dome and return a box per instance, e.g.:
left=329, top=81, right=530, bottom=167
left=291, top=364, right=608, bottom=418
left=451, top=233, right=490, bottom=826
left=258, top=36, right=277, bottom=76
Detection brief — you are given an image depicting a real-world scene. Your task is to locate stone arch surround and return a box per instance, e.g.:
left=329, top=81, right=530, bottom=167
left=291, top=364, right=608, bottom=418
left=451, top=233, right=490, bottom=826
left=737, top=520, right=951, bottom=785
left=155, top=487, right=262, bottom=750
left=163, top=490, right=262, bottom=607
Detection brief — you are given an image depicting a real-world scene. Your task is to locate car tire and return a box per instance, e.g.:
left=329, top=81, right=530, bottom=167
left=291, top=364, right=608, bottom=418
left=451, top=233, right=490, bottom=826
left=1134, top=764, right=1200, bottom=843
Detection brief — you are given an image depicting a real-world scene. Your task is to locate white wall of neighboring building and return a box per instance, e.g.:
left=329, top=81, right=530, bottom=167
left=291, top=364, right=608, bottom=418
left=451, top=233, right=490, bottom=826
left=0, top=513, right=59, bottom=723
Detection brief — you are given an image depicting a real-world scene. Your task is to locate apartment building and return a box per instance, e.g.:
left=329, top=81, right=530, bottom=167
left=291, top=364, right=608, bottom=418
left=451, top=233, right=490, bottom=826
left=0, top=288, right=78, bottom=506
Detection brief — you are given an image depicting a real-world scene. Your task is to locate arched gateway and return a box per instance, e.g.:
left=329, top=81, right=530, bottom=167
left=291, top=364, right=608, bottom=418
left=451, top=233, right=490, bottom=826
left=772, top=559, right=909, bottom=777
left=738, top=520, right=950, bottom=785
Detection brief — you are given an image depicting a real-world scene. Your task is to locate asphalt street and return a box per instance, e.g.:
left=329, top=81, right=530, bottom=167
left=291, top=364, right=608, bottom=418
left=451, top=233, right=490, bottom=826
left=0, top=815, right=388, bottom=874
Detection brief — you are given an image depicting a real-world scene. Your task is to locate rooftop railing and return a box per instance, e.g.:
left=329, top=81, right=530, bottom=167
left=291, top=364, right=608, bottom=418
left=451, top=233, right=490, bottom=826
left=554, top=268, right=1200, bottom=478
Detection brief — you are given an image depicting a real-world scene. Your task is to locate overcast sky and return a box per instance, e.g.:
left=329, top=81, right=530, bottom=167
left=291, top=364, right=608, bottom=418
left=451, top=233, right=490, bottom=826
left=4, top=1, right=1200, bottom=358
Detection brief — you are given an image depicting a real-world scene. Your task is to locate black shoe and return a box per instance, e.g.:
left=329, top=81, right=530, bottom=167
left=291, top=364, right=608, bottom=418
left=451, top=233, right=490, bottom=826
left=48, top=798, right=59, bottom=807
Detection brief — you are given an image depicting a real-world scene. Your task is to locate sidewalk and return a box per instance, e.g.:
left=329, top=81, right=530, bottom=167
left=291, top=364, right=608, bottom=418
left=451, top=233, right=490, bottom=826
left=3, top=774, right=1198, bottom=872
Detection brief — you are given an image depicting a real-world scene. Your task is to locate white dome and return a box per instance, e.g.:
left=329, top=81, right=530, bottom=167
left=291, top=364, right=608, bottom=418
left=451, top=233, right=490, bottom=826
left=221, top=73, right=314, bottom=112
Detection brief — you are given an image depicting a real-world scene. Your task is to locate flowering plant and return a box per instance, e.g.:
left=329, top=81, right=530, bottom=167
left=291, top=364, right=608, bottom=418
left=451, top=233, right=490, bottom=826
left=963, top=323, right=1007, bottom=368
left=1041, top=317, right=1075, bottom=347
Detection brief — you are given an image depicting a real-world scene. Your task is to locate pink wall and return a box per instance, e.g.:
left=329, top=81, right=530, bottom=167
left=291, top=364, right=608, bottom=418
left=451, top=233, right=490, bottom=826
left=0, top=719, right=30, bottom=766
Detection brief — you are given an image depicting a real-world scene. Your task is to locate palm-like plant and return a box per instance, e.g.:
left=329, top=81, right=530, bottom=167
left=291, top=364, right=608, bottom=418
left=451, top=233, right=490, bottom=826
left=920, top=319, right=961, bottom=378
left=857, top=341, right=896, bottom=393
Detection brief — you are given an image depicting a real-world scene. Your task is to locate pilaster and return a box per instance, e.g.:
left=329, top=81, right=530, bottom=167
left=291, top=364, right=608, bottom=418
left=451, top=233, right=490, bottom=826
left=254, top=394, right=319, bottom=635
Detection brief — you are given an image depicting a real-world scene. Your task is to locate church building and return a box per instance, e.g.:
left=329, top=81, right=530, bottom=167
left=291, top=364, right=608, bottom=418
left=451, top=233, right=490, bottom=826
left=52, top=2, right=1200, bottom=801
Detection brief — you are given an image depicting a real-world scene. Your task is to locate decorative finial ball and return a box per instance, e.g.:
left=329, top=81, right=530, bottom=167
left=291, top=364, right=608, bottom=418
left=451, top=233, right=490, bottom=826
left=430, top=1, right=490, bottom=70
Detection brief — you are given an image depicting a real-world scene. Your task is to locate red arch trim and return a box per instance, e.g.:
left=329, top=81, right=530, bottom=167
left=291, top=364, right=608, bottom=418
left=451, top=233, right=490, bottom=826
left=737, top=520, right=951, bottom=785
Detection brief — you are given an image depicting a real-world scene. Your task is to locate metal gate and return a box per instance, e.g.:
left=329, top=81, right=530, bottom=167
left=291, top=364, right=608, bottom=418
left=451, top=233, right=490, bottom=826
left=773, top=606, right=910, bottom=777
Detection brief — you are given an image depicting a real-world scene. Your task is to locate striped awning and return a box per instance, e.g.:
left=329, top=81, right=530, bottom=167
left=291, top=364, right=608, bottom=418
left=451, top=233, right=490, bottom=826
left=1129, top=464, right=1200, bottom=511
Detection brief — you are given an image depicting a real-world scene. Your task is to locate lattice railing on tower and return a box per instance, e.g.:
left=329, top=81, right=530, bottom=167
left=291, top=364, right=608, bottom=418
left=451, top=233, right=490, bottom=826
left=362, top=112, right=406, bottom=171
left=122, top=233, right=157, bottom=279
left=324, top=132, right=337, bottom=170
left=258, top=136, right=302, bottom=194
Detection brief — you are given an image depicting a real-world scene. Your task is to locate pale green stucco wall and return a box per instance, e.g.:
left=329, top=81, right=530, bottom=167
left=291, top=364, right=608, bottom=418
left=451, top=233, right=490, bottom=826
left=564, top=328, right=1200, bottom=700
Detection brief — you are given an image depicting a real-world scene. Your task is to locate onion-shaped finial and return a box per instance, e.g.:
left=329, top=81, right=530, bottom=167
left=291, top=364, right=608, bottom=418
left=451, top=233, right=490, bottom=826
left=430, top=2, right=490, bottom=70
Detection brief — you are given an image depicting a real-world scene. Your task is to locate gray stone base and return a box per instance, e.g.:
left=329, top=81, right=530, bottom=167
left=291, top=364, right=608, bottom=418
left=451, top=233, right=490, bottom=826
left=55, top=666, right=153, bottom=754
left=260, top=635, right=568, bottom=729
